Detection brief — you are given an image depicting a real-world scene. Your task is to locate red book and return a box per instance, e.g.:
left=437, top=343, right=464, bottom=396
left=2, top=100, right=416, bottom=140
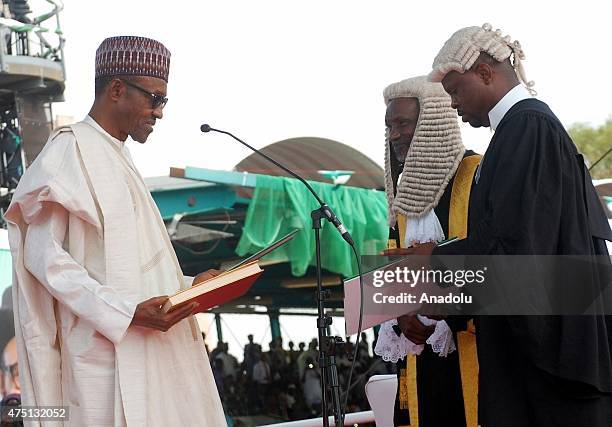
left=162, top=262, right=263, bottom=313
left=163, top=229, right=298, bottom=313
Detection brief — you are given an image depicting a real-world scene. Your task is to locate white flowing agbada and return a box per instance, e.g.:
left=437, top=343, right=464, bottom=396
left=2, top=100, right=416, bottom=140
left=5, top=117, right=226, bottom=427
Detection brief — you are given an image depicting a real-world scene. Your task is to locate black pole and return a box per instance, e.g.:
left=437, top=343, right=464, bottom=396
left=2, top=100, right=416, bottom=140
left=588, top=146, right=612, bottom=172
left=327, top=348, right=343, bottom=425
left=313, top=215, right=329, bottom=427
left=312, top=209, right=343, bottom=427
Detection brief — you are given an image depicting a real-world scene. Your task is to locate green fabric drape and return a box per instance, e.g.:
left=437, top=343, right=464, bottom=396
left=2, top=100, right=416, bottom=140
left=236, top=175, right=388, bottom=277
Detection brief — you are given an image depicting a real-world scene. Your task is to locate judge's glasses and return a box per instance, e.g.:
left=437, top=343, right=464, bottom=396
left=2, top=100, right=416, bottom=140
left=121, top=79, right=168, bottom=110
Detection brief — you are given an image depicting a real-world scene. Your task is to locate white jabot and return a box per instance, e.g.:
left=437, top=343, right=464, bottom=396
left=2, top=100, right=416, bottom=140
left=374, top=210, right=456, bottom=362
left=403, top=209, right=445, bottom=248
left=488, top=84, right=532, bottom=131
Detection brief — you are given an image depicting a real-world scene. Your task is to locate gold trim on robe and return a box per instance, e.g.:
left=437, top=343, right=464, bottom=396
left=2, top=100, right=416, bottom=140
left=449, top=154, right=481, bottom=427
left=396, top=154, right=481, bottom=427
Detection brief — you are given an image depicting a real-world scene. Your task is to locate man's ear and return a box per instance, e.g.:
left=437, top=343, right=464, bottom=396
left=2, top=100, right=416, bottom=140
left=108, top=79, right=125, bottom=102
left=473, top=62, right=494, bottom=85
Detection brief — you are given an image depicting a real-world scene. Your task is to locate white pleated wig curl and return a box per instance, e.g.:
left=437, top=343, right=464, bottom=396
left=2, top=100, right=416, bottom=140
left=428, top=23, right=536, bottom=95
left=384, top=76, right=464, bottom=226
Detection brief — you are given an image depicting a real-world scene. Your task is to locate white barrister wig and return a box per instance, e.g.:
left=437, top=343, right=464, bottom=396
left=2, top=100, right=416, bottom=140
left=428, top=23, right=536, bottom=95
left=383, top=76, right=465, bottom=226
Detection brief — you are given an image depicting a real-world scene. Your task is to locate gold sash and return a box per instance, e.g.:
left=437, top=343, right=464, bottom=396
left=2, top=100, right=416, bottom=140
left=449, top=155, right=481, bottom=240
left=395, top=154, right=481, bottom=427
left=449, top=155, right=481, bottom=427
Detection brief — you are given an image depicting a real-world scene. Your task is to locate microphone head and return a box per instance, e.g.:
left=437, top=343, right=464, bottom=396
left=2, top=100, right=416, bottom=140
left=200, top=124, right=212, bottom=133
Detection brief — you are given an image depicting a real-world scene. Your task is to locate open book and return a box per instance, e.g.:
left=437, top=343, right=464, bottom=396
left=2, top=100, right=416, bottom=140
left=163, top=261, right=263, bottom=313
left=162, top=229, right=299, bottom=313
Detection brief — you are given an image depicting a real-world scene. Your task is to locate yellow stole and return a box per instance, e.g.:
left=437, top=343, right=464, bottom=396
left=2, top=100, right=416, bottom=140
left=390, top=154, right=481, bottom=427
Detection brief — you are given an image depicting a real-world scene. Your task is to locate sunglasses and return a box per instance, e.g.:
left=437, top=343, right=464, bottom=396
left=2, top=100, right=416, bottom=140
left=120, top=79, right=168, bottom=110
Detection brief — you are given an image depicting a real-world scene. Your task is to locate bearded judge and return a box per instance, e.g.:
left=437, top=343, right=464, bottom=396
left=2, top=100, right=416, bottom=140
left=5, top=36, right=226, bottom=426
left=375, top=76, right=481, bottom=427
left=411, top=24, right=612, bottom=426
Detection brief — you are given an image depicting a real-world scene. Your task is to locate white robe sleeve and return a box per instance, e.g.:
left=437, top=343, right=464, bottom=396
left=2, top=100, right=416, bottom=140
left=23, top=203, right=137, bottom=345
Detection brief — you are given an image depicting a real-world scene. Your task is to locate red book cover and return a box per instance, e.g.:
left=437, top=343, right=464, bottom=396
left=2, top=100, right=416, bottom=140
left=164, top=270, right=263, bottom=313
left=192, top=271, right=262, bottom=312
left=163, top=230, right=298, bottom=314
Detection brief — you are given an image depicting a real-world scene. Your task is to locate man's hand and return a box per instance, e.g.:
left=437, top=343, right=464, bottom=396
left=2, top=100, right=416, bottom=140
left=381, top=242, right=436, bottom=257
left=192, top=269, right=223, bottom=286
left=397, top=314, right=435, bottom=345
left=130, top=296, right=198, bottom=332
left=381, top=248, right=413, bottom=256
left=405, top=242, right=436, bottom=256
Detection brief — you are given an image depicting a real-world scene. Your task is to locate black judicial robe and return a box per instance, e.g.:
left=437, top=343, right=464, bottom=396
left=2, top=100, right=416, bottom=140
left=434, top=98, right=612, bottom=427
left=390, top=151, right=477, bottom=427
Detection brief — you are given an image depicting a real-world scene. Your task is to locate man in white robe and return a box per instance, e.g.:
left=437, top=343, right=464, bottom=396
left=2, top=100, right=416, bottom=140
left=5, top=36, right=226, bottom=426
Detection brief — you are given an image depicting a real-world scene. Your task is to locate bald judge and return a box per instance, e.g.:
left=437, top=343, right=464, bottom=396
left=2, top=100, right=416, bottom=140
left=5, top=36, right=226, bottom=426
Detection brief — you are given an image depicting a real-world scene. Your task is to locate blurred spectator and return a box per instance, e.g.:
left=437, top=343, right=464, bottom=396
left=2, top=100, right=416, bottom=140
left=268, top=337, right=286, bottom=381
left=1, top=287, right=11, bottom=310
left=0, top=308, right=18, bottom=427
left=251, top=351, right=271, bottom=412
left=358, top=332, right=370, bottom=359
left=285, top=341, right=298, bottom=382
left=243, top=334, right=260, bottom=381
left=297, top=339, right=318, bottom=379
left=210, top=341, right=223, bottom=361
left=0, top=310, right=14, bottom=359
left=211, top=358, right=225, bottom=397
left=301, top=357, right=321, bottom=416
left=1, top=336, right=21, bottom=426
left=252, top=352, right=271, bottom=387
left=215, top=342, right=237, bottom=380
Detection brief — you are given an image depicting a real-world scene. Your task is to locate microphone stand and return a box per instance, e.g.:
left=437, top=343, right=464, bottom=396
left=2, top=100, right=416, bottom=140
left=201, top=125, right=350, bottom=427
left=312, top=209, right=343, bottom=427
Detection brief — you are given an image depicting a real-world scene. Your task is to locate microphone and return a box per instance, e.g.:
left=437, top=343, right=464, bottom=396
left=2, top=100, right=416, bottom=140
left=200, top=124, right=354, bottom=246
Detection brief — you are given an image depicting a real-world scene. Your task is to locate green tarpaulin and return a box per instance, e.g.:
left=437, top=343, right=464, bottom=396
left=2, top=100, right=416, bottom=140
left=236, top=175, right=388, bottom=277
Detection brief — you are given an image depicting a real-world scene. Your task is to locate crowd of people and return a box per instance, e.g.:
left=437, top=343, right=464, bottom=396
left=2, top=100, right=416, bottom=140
left=206, top=333, right=393, bottom=421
